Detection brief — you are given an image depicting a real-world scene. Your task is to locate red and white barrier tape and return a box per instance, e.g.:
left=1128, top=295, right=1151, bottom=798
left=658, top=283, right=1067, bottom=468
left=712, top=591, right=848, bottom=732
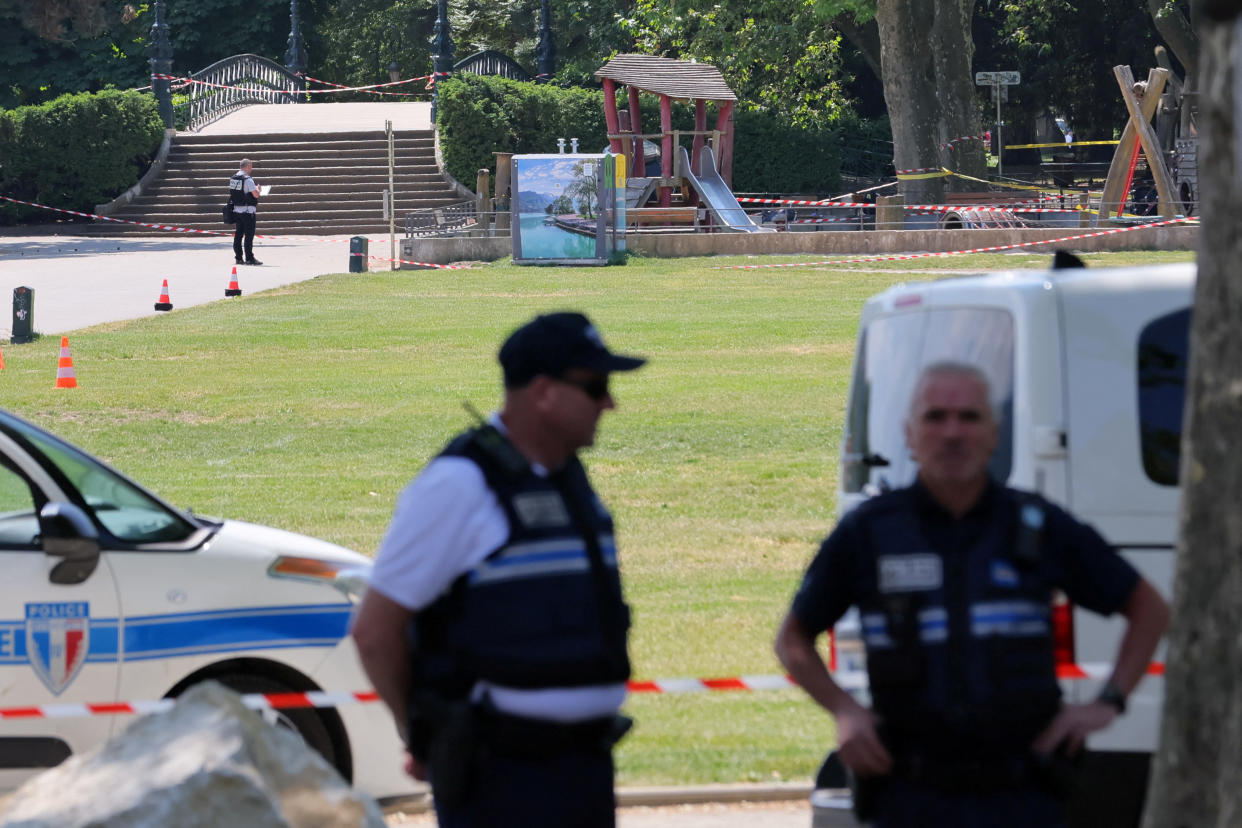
left=0, top=195, right=467, bottom=270
left=0, top=663, right=1166, bottom=718
left=720, top=216, right=1197, bottom=270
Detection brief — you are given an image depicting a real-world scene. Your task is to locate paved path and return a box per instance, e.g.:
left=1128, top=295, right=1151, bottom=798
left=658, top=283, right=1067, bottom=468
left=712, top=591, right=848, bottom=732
left=0, top=232, right=402, bottom=339
left=387, top=800, right=815, bottom=827
left=193, top=102, right=432, bottom=135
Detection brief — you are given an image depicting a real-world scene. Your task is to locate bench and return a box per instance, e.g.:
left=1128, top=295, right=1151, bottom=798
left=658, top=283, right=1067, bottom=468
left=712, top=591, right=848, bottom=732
left=626, top=206, right=701, bottom=229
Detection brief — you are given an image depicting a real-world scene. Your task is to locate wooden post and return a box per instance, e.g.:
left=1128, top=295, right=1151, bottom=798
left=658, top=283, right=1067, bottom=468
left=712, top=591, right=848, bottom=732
left=716, top=101, right=735, bottom=187
left=659, top=94, right=673, bottom=208
left=692, top=99, right=707, bottom=176
left=602, top=79, right=623, bottom=155
left=475, top=168, right=490, bottom=234
left=1078, top=192, right=1090, bottom=228
left=629, top=86, right=644, bottom=178
left=493, top=152, right=513, bottom=233
left=1098, top=67, right=1169, bottom=223
left=876, top=195, right=905, bottom=231
left=1113, top=65, right=1177, bottom=221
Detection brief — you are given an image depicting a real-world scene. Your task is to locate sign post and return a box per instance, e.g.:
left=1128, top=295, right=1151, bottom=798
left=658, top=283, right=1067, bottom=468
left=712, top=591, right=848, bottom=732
left=975, top=71, right=1020, bottom=177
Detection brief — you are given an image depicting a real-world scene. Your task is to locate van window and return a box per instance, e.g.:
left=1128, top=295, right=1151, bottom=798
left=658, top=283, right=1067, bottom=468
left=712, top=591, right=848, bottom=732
left=842, top=308, right=1014, bottom=493
left=1137, top=307, right=1190, bottom=486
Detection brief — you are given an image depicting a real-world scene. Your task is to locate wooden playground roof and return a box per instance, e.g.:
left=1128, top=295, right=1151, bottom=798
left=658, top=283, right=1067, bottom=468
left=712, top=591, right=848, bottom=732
left=594, top=54, right=737, bottom=102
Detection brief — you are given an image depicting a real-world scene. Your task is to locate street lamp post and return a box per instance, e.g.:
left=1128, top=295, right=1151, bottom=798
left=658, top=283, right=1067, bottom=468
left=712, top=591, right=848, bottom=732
left=430, top=0, right=454, bottom=122
left=284, top=0, right=309, bottom=96
left=536, top=0, right=555, bottom=82
left=148, top=0, right=174, bottom=128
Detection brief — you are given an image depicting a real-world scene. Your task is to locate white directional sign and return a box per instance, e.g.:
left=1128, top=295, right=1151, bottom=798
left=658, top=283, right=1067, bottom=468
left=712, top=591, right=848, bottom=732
left=975, top=71, right=1020, bottom=86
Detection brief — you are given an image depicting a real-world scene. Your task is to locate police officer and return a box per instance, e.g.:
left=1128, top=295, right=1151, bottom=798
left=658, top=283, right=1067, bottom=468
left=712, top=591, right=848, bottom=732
left=351, top=311, right=645, bottom=827
left=775, top=361, right=1170, bottom=827
left=228, top=158, right=262, bottom=265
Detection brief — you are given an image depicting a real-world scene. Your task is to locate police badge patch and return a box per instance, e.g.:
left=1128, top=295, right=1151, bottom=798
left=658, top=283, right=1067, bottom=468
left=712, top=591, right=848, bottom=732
left=26, top=602, right=90, bottom=696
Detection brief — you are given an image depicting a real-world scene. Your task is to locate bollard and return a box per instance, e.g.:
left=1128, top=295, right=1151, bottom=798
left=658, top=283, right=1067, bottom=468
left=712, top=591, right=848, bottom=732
left=349, top=236, right=369, bottom=273
left=11, top=286, right=34, bottom=344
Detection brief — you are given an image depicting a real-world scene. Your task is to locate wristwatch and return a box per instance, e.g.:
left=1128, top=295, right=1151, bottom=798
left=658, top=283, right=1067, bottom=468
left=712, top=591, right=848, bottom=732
left=1096, top=680, right=1127, bottom=714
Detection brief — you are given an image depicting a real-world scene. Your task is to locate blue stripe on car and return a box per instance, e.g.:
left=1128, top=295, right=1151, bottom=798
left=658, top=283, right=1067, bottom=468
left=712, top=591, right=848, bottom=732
left=0, top=604, right=351, bottom=664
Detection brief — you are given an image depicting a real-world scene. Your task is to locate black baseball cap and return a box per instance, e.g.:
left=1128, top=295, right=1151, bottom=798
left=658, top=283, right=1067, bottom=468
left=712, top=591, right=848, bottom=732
left=499, top=312, right=646, bottom=388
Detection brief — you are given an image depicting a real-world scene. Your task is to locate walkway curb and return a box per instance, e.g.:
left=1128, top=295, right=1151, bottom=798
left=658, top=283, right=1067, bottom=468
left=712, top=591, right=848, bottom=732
left=380, top=782, right=814, bottom=816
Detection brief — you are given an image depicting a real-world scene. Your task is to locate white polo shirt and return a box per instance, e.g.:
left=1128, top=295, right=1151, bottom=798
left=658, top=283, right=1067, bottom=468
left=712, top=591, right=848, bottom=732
left=370, top=416, right=627, bottom=722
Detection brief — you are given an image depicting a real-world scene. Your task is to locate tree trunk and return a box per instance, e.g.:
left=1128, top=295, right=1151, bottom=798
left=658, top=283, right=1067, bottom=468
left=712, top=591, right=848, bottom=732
left=1140, top=11, right=1242, bottom=828
left=876, top=0, right=944, bottom=202
left=930, top=0, right=987, bottom=183
left=876, top=0, right=983, bottom=201
left=836, top=14, right=882, bottom=83
left=1146, top=0, right=1199, bottom=74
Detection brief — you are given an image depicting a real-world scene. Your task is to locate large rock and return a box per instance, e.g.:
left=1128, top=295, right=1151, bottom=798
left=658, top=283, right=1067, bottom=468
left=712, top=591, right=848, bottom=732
left=0, top=681, right=386, bottom=828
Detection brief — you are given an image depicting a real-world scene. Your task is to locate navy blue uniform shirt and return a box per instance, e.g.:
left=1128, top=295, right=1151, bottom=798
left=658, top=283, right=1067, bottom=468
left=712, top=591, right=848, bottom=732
left=793, top=479, right=1140, bottom=644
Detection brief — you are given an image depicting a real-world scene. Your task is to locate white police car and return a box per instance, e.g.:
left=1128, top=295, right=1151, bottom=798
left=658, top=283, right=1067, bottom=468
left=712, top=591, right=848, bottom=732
left=0, top=407, right=416, bottom=802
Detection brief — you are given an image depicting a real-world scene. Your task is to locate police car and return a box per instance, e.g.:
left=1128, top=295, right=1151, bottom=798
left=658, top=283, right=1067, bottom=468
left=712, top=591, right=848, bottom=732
left=0, top=407, right=416, bottom=802
left=821, top=260, right=1188, bottom=827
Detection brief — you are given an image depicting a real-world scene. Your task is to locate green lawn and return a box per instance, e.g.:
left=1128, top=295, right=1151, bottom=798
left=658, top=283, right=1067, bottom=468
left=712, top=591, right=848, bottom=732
left=0, top=248, right=1192, bottom=785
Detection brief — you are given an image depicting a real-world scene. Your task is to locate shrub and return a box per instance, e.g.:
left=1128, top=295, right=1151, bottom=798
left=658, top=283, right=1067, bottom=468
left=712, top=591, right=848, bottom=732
left=437, top=75, right=851, bottom=196
left=0, top=89, right=164, bottom=225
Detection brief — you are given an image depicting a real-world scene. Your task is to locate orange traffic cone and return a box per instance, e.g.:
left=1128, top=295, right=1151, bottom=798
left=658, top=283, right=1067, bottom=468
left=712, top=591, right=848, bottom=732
left=0, top=343, right=5, bottom=371
left=154, top=279, right=173, bottom=311
left=225, top=266, right=242, bottom=297
left=55, top=337, right=77, bottom=388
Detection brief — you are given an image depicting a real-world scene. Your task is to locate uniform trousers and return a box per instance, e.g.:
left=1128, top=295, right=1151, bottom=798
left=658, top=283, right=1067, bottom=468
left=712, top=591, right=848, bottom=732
left=872, top=777, right=1067, bottom=828
left=432, top=747, right=615, bottom=828
left=232, top=211, right=256, bottom=260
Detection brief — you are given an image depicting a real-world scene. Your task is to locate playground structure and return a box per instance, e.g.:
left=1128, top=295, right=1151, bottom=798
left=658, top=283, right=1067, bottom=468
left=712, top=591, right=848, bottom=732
left=594, top=54, right=772, bottom=233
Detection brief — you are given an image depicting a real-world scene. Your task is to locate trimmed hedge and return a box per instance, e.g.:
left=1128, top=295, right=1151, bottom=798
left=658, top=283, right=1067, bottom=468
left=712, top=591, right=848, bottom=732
left=437, top=75, right=846, bottom=196
left=0, top=90, right=165, bottom=225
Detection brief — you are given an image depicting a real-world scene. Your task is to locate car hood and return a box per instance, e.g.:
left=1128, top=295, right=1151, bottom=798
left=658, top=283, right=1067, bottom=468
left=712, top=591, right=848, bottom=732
left=205, top=518, right=372, bottom=570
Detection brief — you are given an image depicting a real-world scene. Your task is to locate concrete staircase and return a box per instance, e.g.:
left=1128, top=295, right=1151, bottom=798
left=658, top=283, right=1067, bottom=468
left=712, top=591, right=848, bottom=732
left=101, top=130, right=466, bottom=235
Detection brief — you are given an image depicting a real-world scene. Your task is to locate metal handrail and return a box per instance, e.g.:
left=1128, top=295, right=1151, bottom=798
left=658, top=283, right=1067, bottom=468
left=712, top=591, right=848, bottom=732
left=181, top=54, right=305, bottom=132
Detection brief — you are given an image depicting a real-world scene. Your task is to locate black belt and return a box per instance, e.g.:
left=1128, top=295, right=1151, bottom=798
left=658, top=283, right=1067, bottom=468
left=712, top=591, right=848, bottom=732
left=897, top=753, right=1040, bottom=792
left=480, top=709, right=631, bottom=759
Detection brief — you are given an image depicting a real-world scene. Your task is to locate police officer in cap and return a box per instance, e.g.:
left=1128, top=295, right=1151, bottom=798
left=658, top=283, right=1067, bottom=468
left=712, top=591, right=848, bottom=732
left=775, top=361, right=1170, bottom=827
left=352, top=311, right=645, bottom=827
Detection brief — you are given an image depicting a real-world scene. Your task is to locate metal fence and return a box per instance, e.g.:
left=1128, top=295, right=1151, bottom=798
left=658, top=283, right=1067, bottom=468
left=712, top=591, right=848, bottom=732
left=180, top=54, right=305, bottom=132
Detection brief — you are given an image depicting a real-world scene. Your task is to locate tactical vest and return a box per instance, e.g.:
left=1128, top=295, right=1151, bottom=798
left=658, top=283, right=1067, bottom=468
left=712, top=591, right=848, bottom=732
left=229, top=172, right=257, bottom=207
left=855, top=487, right=1062, bottom=755
left=409, top=426, right=631, bottom=701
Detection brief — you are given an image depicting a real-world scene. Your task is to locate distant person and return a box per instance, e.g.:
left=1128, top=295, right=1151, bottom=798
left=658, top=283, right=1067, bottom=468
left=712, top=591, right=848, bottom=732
left=351, top=311, right=646, bottom=827
left=229, top=158, right=262, bottom=265
left=775, top=361, right=1169, bottom=828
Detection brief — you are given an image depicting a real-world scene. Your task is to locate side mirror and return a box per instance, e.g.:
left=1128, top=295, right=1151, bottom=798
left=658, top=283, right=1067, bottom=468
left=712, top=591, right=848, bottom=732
left=40, top=502, right=102, bottom=585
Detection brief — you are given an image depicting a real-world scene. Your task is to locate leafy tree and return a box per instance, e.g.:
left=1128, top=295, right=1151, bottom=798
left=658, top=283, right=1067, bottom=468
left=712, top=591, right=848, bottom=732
left=617, top=0, right=850, bottom=128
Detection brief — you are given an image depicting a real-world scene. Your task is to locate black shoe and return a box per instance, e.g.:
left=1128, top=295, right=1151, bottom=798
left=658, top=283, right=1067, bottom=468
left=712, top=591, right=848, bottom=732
left=235, top=257, right=244, bottom=265
left=244, top=258, right=263, bottom=266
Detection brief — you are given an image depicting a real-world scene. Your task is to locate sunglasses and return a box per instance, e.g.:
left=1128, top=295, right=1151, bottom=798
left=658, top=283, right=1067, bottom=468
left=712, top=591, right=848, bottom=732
left=555, top=373, right=610, bottom=400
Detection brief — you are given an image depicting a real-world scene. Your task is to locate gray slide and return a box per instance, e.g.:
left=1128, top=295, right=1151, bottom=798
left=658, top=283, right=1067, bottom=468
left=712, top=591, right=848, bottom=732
left=676, top=146, right=775, bottom=233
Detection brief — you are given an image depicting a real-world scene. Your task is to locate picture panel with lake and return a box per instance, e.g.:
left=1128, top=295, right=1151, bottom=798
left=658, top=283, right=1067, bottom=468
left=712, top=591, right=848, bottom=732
left=512, top=154, right=614, bottom=264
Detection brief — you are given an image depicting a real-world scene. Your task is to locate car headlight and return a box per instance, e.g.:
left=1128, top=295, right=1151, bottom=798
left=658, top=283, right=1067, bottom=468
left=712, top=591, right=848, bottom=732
left=268, top=555, right=372, bottom=603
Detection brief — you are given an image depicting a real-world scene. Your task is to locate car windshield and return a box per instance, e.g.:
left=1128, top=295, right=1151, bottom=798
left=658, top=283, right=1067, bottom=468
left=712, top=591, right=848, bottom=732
left=842, top=306, right=1015, bottom=494
left=1, top=413, right=197, bottom=544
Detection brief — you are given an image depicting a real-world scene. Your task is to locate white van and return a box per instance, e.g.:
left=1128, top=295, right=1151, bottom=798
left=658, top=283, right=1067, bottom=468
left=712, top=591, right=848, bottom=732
left=827, top=260, right=1191, bottom=827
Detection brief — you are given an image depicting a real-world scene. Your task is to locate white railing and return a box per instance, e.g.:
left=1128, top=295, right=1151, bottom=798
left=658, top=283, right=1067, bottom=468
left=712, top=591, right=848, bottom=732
left=182, top=54, right=304, bottom=132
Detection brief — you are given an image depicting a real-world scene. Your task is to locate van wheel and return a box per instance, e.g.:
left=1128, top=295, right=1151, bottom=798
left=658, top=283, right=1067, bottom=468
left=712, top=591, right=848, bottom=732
left=211, top=672, right=339, bottom=771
